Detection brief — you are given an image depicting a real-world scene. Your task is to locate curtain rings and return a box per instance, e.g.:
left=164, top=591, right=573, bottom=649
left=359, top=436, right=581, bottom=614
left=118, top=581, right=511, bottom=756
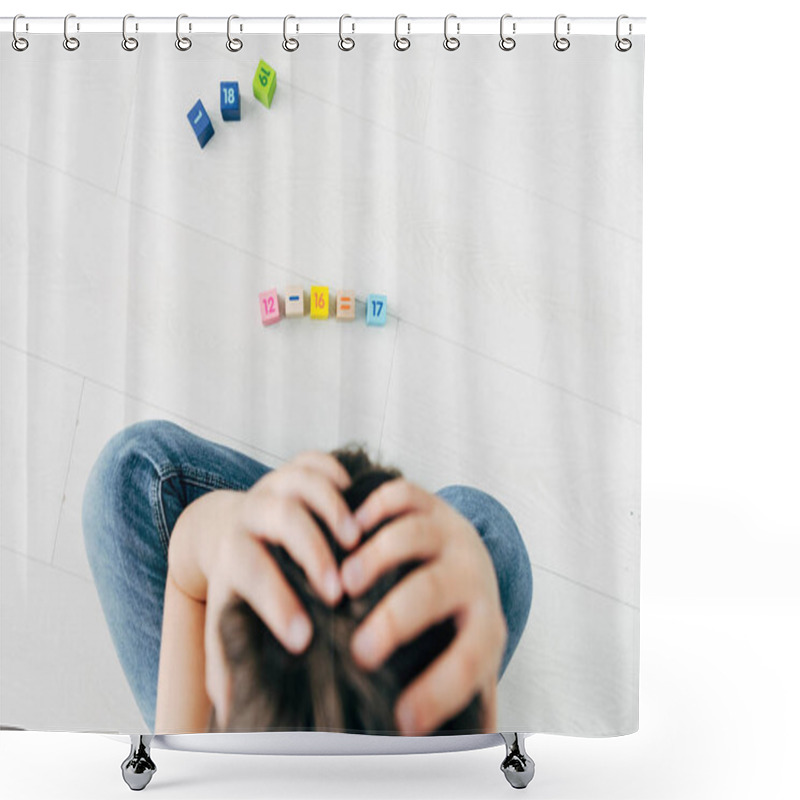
left=499, top=13, right=516, bottom=51
left=338, top=14, right=355, bottom=51
left=12, top=14, right=29, bottom=52
left=63, top=13, right=80, bottom=51
left=121, top=14, right=138, bottom=51
left=175, top=14, right=191, bottom=50
left=394, top=14, right=410, bottom=51
left=226, top=14, right=243, bottom=51
left=615, top=14, right=632, bottom=51
left=553, top=14, right=570, bottom=51
left=443, top=14, right=460, bottom=51
left=283, top=15, right=299, bottom=51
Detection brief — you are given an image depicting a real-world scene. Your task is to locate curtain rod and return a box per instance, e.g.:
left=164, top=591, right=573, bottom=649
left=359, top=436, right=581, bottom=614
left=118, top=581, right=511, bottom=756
left=0, top=16, right=646, bottom=37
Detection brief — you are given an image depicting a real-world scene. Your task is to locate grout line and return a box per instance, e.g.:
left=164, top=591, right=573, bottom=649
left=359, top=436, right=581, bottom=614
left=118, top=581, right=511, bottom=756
left=2, top=543, right=93, bottom=586
left=376, top=318, right=401, bottom=460
left=0, top=341, right=288, bottom=466
left=50, top=377, right=85, bottom=565
left=530, top=561, right=640, bottom=611
left=1, top=283, right=639, bottom=431
left=397, top=317, right=642, bottom=425
left=113, top=49, right=143, bottom=196
left=191, top=35, right=643, bottom=243
left=1, top=540, right=639, bottom=611
left=0, top=173, right=639, bottom=425
left=0, top=353, right=639, bottom=610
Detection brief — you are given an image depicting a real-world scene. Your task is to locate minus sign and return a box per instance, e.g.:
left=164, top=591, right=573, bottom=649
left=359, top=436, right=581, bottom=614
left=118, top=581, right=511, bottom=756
left=289, top=295, right=300, bottom=301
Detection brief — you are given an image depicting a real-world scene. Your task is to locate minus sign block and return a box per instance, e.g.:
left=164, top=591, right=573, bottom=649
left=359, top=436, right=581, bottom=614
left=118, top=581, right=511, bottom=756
left=284, top=286, right=304, bottom=318
left=187, top=99, right=214, bottom=148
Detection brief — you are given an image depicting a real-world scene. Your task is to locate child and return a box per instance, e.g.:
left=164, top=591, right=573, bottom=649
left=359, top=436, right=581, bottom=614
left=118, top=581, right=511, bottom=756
left=209, top=447, right=483, bottom=734
left=82, top=420, right=533, bottom=735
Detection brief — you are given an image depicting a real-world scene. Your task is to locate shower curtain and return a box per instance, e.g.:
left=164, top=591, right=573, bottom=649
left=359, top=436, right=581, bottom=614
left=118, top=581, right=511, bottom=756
left=0, top=24, right=644, bottom=738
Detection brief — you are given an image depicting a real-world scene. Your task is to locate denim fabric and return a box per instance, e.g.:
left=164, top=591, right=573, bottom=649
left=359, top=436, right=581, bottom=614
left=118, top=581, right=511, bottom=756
left=82, top=420, right=533, bottom=732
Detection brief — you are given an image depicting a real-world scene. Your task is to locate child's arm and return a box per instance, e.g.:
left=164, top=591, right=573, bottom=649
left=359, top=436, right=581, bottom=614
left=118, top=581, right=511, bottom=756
left=154, top=454, right=359, bottom=734
left=154, top=488, right=240, bottom=734
left=155, top=569, right=212, bottom=733
left=340, top=478, right=508, bottom=735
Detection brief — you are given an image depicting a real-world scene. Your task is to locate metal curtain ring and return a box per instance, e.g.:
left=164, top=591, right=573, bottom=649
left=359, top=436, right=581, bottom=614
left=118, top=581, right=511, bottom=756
left=394, top=14, right=410, bottom=50
left=283, top=15, right=299, bottom=51
left=443, top=14, right=460, bottom=51
left=553, top=14, right=570, bottom=51
left=338, top=14, right=355, bottom=51
left=63, top=13, right=80, bottom=51
left=175, top=14, right=192, bottom=51
left=615, top=14, right=632, bottom=51
left=226, top=14, right=243, bottom=51
left=121, top=14, right=138, bottom=51
left=499, top=13, right=516, bottom=51
left=12, top=14, right=29, bottom=51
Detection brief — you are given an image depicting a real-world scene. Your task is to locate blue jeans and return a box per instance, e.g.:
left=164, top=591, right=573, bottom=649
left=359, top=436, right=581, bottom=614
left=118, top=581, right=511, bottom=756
left=82, top=420, right=533, bottom=733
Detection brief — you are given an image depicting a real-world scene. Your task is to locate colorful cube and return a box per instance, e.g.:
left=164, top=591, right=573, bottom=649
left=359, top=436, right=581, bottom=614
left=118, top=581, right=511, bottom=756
left=310, top=286, right=329, bottom=320
left=259, top=289, right=281, bottom=326
left=253, top=60, right=277, bottom=109
left=187, top=100, right=214, bottom=148
left=220, top=81, right=240, bottom=121
left=336, top=291, right=356, bottom=321
left=285, top=286, right=304, bottom=318
left=366, top=294, right=387, bottom=326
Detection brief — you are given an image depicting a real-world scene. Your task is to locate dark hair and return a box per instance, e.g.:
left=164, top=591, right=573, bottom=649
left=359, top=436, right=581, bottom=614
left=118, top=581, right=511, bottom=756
left=207, top=446, right=483, bottom=735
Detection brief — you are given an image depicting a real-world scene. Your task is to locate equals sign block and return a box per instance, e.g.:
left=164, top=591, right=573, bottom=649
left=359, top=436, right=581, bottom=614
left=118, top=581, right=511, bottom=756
left=187, top=99, right=214, bottom=148
left=336, top=291, right=356, bottom=321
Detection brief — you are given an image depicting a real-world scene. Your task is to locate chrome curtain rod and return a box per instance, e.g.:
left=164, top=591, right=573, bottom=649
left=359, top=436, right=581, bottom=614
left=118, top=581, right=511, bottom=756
left=1, top=15, right=646, bottom=37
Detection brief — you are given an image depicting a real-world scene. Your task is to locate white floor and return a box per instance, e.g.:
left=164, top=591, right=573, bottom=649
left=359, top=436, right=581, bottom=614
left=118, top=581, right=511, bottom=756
left=1, top=33, right=642, bottom=734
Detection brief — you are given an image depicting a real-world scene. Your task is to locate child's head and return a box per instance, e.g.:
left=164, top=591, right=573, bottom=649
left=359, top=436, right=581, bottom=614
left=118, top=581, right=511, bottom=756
left=207, top=446, right=484, bottom=735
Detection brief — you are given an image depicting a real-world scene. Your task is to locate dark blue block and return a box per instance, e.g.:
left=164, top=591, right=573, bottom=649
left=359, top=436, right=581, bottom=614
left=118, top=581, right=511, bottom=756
left=187, top=99, right=214, bottom=148
left=220, top=81, right=241, bottom=121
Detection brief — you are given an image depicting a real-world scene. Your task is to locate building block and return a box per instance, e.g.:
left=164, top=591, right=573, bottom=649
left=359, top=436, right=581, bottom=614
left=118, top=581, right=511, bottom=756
left=366, top=294, right=387, bottom=326
left=259, top=289, right=281, bottom=326
left=220, top=81, right=240, bottom=121
left=336, top=291, right=356, bottom=321
left=310, top=286, right=329, bottom=320
left=253, top=60, right=277, bottom=109
left=187, top=100, right=214, bottom=148
left=285, top=286, right=304, bottom=318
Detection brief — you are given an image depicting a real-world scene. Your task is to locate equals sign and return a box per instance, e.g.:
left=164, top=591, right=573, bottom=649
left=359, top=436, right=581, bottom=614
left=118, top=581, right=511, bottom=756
left=339, top=300, right=352, bottom=309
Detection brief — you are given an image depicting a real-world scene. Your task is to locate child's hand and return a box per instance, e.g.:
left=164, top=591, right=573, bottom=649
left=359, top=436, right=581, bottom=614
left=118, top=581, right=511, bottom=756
left=169, top=451, right=361, bottom=729
left=339, top=479, right=507, bottom=734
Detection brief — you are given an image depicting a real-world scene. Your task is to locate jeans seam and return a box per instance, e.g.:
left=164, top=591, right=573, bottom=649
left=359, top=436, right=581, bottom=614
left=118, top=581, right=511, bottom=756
left=151, top=465, right=252, bottom=557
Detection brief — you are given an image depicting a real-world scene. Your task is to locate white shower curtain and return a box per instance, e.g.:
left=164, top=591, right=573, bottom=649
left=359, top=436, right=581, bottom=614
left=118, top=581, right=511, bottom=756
left=1, top=26, right=644, bottom=737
